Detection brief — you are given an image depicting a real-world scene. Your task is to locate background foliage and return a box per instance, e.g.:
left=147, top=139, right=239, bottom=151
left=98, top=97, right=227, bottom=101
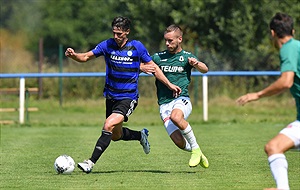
left=1, top=0, right=300, bottom=99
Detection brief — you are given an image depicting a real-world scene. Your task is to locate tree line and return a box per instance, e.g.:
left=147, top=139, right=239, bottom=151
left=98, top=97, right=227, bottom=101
left=1, top=0, right=299, bottom=99
left=1, top=0, right=299, bottom=71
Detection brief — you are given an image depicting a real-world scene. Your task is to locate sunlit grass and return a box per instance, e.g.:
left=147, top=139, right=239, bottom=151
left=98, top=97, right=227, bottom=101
left=1, top=97, right=299, bottom=189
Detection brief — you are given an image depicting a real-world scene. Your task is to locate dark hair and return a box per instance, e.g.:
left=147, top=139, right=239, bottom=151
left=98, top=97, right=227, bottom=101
left=112, top=16, right=131, bottom=31
left=269, top=12, right=294, bottom=38
left=164, top=24, right=183, bottom=37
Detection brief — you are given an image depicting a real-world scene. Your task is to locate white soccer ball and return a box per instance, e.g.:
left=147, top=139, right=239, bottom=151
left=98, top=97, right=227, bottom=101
left=54, top=155, right=75, bottom=174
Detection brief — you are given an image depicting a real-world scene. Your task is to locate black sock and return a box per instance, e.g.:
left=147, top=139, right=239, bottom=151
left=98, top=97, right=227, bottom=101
left=90, top=130, right=112, bottom=164
left=121, top=127, right=141, bottom=141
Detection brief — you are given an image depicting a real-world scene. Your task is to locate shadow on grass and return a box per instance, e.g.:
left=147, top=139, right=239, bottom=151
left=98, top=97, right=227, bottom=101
left=91, top=169, right=197, bottom=174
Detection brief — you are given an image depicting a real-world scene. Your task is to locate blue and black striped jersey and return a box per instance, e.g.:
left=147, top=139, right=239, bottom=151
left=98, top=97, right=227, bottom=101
left=92, top=38, right=152, bottom=100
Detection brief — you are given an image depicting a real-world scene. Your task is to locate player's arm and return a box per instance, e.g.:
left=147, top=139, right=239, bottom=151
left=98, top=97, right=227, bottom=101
left=65, top=48, right=96, bottom=62
left=140, top=62, right=156, bottom=74
left=236, top=71, right=294, bottom=105
left=188, top=57, right=208, bottom=73
left=142, top=61, right=182, bottom=96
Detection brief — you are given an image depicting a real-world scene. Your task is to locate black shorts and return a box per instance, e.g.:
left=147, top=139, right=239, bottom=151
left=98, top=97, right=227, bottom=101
left=106, top=99, right=138, bottom=122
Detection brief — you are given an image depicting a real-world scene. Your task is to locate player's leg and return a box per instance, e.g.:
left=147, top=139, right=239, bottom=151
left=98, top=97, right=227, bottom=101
left=160, top=102, right=191, bottom=151
left=170, top=108, right=197, bottom=148
left=113, top=125, right=150, bottom=154
left=170, top=108, right=208, bottom=168
left=78, top=112, right=124, bottom=173
left=264, top=121, right=300, bottom=190
left=265, top=133, right=295, bottom=155
left=170, top=97, right=209, bottom=168
left=170, top=130, right=190, bottom=150
left=110, top=99, right=150, bottom=154
left=78, top=99, right=123, bottom=173
left=265, top=134, right=293, bottom=190
left=92, top=113, right=124, bottom=160
left=164, top=119, right=191, bottom=151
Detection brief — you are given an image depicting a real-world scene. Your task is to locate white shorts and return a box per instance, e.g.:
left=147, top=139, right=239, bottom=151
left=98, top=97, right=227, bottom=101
left=159, top=97, right=192, bottom=135
left=280, top=120, right=300, bottom=148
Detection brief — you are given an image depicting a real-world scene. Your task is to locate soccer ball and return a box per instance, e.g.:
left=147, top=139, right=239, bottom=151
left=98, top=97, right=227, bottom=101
left=54, top=155, right=75, bottom=174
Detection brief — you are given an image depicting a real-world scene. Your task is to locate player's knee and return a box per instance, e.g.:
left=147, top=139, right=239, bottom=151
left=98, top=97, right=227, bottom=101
left=264, top=141, right=276, bottom=155
left=170, top=112, right=182, bottom=125
left=103, top=121, right=114, bottom=132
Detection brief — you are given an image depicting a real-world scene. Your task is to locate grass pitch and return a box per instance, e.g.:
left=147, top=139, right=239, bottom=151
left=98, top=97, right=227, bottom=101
left=1, top=97, right=299, bottom=190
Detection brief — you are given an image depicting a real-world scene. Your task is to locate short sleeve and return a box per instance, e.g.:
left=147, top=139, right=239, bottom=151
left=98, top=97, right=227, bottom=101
left=135, top=41, right=152, bottom=63
left=151, top=53, right=160, bottom=65
left=92, top=41, right=106, bottom=57
left=280, top=41, right=298, bottom=72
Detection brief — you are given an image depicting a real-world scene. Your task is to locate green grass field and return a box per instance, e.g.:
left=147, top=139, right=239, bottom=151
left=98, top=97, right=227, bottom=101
left=1, top=97, right=299, bottom=190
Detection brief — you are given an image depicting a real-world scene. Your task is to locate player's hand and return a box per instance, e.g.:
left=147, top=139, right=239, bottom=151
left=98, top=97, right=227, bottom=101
left=168, top=84, right=181, bottom=98
left=188, top=57, right=199, bottom=66
left=65, top=48, right=76, bottom=57
left=188, top=57, right=209, bottom=73
left=236, top=92, right=259, bottom=106
left=140, top=63, right=156, bottom=74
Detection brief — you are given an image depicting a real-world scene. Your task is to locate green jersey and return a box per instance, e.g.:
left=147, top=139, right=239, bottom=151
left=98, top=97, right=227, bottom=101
left=152, top=50, right=197, bottom=105
left=280, top=38, right=300, bottom=120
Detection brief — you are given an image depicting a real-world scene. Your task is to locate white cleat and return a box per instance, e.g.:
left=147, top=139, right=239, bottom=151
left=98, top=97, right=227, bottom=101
left=77, top=159, right=94, bottom=174
left=140, top=128, right=150, bottom=154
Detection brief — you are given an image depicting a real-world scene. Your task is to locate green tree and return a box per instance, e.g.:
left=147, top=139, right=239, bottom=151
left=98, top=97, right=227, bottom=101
left=2, top=0, right=299, bottom=71
left=157, top=0, right=298, bottom=70
left=0, top=0, right=41, bottom=33
left=35, top=0, right=118, bottom=52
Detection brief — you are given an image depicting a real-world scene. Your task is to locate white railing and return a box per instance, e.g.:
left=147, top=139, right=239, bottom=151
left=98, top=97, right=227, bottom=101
left=0, top=71, right=280, bottom=123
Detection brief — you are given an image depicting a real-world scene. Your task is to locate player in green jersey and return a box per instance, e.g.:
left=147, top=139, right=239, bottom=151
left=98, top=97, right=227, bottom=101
left=237, top=13, right=300, bottom=190
left=141, top=24, right=209, bottom=168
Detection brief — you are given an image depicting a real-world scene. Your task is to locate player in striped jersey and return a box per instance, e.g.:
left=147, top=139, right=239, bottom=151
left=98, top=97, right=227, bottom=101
left=65, top=16, right=181, bottom=173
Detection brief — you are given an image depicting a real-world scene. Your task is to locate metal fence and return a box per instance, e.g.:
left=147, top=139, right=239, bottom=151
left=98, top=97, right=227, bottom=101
left=0, top=71, right=280, bottom=123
